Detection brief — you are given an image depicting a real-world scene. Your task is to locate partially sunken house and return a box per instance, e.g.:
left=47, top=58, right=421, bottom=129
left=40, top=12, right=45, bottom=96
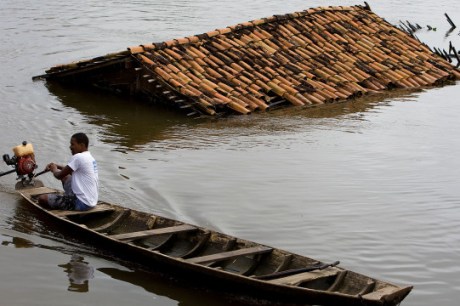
left=35, top=4, right=460, bottom=116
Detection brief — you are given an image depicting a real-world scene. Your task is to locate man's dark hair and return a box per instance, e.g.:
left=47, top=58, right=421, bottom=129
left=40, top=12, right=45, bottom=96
left=71, top=132, right=89, bottom=148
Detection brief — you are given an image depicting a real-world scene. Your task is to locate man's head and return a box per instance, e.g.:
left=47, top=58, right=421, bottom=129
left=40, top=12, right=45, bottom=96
left=70, top=133, right=89, bottom=155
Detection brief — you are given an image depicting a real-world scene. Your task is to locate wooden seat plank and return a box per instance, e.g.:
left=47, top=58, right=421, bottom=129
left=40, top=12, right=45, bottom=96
left=186, top=246, right=272, bottom=265
left=20, top=187, right=57, bottom=197
left=51, top=205, right=116, bottom=217
left=267, top=267, right=340, bottom=286
left=109, top=224, right=196, bottom=241
left=361, top=285, right=403, bottom=300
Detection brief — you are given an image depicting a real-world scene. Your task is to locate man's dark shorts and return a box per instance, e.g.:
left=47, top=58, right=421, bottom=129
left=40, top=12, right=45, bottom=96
left=47, top=179, right=91, bottom=211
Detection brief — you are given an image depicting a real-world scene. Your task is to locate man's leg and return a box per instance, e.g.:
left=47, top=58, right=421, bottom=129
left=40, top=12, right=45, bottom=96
left=38, top=175, right=74, bottom=209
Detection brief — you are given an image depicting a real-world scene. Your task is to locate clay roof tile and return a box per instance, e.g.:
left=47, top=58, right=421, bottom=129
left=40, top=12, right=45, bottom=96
left=44, top=5, right=460, bottom=116
left=128, top=46, right=145, bottom=54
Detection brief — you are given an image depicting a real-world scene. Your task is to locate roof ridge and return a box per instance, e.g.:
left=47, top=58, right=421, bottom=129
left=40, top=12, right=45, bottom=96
left=128, top=5, right=365, bottom=54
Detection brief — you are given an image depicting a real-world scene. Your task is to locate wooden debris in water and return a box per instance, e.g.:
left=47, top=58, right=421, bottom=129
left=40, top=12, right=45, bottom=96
left=445, top=13, right=456, bottom=29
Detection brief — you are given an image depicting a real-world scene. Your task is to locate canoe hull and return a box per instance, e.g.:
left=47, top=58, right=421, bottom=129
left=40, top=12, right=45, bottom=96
left=17, top=183, right=412, bottom=306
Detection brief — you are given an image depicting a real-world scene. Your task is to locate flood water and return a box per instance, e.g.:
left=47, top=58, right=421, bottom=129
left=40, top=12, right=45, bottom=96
left=1, top=0, right=460, bottom=305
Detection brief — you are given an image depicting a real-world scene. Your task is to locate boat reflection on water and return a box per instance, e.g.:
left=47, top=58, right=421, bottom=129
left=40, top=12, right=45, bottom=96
left=1, top=236, right=35, bottom=248
left=98, top=266, right=241, bottom=306
left=0, top=233, right=93, bottom=293
left=59, top=254, right=95, bottom=293
left=1, top=232, right=94, bottom=293
left=3, top=203, right=95, bottom=293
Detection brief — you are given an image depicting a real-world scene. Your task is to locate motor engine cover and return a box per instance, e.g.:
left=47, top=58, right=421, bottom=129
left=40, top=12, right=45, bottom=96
left=16, top=156, right=36, bottom=175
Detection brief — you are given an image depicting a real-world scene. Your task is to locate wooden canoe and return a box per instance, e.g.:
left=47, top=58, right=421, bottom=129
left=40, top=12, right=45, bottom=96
left=17, top=182, right=412, bottom=306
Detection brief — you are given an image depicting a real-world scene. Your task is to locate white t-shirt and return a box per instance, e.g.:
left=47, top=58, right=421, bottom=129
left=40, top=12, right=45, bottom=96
left=67, top=151, right=99, bottom=207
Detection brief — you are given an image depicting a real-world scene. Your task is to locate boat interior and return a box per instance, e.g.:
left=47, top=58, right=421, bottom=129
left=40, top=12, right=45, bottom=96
left=21, top=186, right=406, bottom=301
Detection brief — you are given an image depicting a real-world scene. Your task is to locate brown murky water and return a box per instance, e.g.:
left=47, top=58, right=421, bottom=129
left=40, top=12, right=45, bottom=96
left=1, top=1, right=460, bottom=305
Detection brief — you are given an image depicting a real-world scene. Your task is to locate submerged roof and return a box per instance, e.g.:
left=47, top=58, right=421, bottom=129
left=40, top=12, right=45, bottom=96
left=42, top=4, right=460, bottom=116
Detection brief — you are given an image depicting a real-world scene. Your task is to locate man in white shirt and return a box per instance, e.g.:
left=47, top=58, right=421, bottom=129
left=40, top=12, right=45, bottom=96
left=39, top=133, right=99, bottom=211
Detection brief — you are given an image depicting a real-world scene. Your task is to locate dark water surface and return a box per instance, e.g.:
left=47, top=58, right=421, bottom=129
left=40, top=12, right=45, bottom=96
left=1, top=1, right=460, bottom=305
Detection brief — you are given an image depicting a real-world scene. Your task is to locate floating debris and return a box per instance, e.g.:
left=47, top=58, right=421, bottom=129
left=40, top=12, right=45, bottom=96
left=449, top=41, right=460, bottom=67
left=445, top=13, right=456, bottom=29
left=398, top=20, right=422, bottom=34
left=33, top=4, right=460, bottom=117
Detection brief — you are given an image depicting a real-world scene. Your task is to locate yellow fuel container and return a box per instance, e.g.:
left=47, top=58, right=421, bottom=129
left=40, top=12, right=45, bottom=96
left=13, top=142, right=34, bottom=157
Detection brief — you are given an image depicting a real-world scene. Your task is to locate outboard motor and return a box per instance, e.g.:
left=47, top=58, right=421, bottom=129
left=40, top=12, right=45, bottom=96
left=1, top=141, right=39, bottom=187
